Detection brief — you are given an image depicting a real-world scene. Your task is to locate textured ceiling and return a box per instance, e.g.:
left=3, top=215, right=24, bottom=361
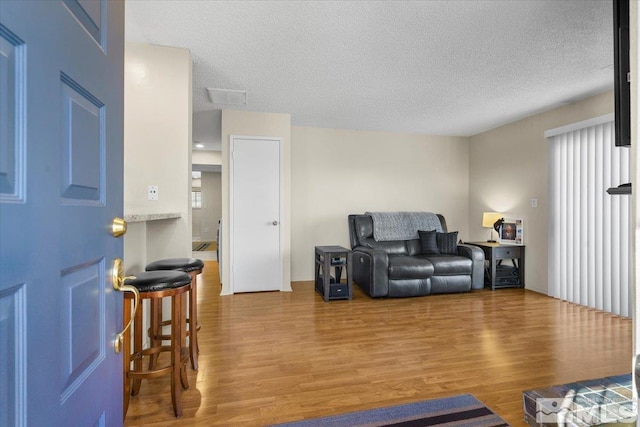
left=125, top=0, right=613, bottom=150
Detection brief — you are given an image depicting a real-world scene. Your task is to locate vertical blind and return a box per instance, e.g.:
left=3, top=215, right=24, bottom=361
left=547, top=115, right=631, bottom=317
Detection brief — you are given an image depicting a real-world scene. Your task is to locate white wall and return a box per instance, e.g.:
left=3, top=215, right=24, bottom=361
left=468, top=90, right=614, bottom=294
left=291, top=127, right=470, bottom=281
left=123, top=42, right=192, bottom=274
left=221, top=110, right=292, bottom=294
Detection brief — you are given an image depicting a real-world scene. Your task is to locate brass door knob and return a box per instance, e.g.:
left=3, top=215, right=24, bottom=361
left=111, top=217, right=127, bottom=238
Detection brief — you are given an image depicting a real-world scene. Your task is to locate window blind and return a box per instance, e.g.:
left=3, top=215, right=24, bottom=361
left=547, top=117, right=631, bottom=317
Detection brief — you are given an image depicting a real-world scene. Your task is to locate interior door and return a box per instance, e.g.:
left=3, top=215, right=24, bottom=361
left=231, top=136, right=282, bottom=292
left=0, top=1, right=124, bottom=426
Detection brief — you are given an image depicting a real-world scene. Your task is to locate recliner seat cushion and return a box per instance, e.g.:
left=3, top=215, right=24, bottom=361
left=431, top=275, right=471, bottom=294
left=388, top=256, right=434, bottom=279
left=388, top=278, right=431, bottom=297
left=420, top=254, right=472, bottom=275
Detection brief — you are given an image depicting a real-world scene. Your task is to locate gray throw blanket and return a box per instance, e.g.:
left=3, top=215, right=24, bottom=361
left=365, top=211, right=443, bottom=241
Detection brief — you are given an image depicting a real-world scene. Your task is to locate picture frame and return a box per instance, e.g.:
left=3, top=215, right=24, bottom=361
left=498, top=218, right=524, bottom=245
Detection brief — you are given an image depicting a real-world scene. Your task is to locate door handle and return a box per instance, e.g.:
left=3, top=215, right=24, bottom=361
left=272, top=221, right=279, bottom=226
left=111, top=217, right=127, bottom=238
left=111, top=258, right=139, bottom=354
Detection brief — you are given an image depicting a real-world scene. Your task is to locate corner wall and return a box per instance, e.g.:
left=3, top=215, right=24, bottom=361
left=123, top=42, right=192, bottom=274
left=468, top=90, right=614, bottom=294
left=291, top=127, right=470, bottom=281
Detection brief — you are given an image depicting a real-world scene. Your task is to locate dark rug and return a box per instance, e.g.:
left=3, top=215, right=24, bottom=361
left=192, top=241, right=215, bottom=251
left=270, top=394, right=508, bottom=427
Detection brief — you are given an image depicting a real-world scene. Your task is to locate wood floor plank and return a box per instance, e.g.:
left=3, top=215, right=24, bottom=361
left=123, top=260, right=632, bottom=426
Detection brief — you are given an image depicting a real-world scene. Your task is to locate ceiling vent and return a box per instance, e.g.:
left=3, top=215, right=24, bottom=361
left=206, top=88, right=247, bottom=105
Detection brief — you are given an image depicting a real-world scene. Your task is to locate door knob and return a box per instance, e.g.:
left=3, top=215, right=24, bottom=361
left=111, top=258, right=138, bottom=354
left=272, top=220, right=279, bottom=226
left=111, top=217, right=127, bottom=238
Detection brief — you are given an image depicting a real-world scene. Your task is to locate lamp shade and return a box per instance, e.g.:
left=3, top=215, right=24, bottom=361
left=482, top=212, right=502, bottom=228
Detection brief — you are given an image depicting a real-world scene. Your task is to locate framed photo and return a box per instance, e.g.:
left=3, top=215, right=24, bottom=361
left=498, top=218, right=524, bottom=245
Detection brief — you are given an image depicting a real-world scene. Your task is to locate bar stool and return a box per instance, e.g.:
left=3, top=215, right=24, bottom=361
left=145, top=258, right=204, bottom=370
left=122, top=270, right=192, bottom=418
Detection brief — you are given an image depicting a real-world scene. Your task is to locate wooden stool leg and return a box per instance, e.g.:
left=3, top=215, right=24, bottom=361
left=189, top=271, right=199, bottom=369
left=170, top=292, right=184, bottom=417
left=181, top=289, right=189, bottom=389
left=130, top=301, right=144, bottom=396
left=123, top=296, right=132, bottom=420
left=148, top=298, right=161, bottom=370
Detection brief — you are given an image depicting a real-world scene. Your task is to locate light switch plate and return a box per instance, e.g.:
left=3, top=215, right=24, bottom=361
left=531, top=198, right=538, bottom=208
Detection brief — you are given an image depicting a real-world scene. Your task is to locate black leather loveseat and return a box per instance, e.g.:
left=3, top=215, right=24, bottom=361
left=348, top=213, right=485, bottom=297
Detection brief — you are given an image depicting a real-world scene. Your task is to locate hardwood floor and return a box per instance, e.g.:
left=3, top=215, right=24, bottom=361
left=123, top=260, right=632, bottom=426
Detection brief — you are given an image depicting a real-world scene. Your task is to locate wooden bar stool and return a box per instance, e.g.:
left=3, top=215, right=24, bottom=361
left=145, top=258, right=204, bottom=370
left=122, top=271, right=192, bottom=418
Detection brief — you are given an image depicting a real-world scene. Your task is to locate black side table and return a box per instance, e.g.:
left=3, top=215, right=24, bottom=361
left=314, top=246, right=352, bottom=301
left=465, top=242, right=525, bottom=290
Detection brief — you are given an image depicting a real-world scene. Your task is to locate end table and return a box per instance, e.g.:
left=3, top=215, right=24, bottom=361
left=314, top=246, right=352, bottom=301
left=465, top=242, right=525, bottom=290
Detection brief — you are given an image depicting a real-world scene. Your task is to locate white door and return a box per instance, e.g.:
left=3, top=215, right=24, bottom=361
left=0, top=1, right=124, bottom=426
left=230, top=136, right=282, bottom=292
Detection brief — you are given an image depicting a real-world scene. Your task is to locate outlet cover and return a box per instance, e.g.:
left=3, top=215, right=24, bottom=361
left=148, top=185, right=159, bottom=201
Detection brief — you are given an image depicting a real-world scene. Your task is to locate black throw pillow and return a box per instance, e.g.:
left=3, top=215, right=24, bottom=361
left=418, top=230, right=440, bottom=255
left=436, top=231, right=459, bottom=255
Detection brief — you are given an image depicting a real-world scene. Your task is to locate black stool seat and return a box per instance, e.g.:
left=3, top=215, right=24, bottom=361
left=146, top=258, right=204, bottom=273
left=125, top=271, right=191, bottom=293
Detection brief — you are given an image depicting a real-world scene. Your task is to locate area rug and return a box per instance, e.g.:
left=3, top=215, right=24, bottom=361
left=270, top=394, right=508, bottom=427
left=192, top=241, right=216, bottom=251
left=523, top=373, right=634, bottom=426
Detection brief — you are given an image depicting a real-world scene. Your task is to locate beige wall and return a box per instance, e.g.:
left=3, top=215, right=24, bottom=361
left=193, top=150, right=222, bottom=165
left=192, top=203, right=201, bottom=238
left=120, top=44, right=615, bottom=299
left=220, top=110, right=292, bottom=294
left=630, top=0, right=639, bottom=355
left=291, top=127, right=470, bottom=281
left=200, top=172, right=222, bottom=241
left=469, top=90, right=614, bottom=294
left=123, top=42, right=192, bottom=274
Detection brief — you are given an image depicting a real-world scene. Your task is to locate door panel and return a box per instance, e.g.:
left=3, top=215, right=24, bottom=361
left=231, top=137, right=282, bottom=293
left=60, top=74, right=104, bottom=203
left=0, top=25, right=25, bottom=203
left=0, top=1, right=124, bottom=426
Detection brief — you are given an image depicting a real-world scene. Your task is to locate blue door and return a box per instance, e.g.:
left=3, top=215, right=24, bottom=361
left=0, top=1, right=125, bottom=426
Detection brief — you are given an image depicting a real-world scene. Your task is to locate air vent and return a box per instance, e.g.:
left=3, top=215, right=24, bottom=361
left=206, top=88, right=247, bottom=105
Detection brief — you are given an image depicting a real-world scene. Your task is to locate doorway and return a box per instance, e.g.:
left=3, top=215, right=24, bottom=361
left=229, top=136, right=283, bottom=293
left=191, top=166, right=221, bottom=261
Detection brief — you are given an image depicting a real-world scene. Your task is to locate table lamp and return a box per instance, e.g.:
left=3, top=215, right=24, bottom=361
left=482, top=212, right=502, bottom=242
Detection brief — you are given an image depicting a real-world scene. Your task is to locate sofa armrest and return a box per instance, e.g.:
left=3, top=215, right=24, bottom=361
left=351, top=246, right=390, bottom=297
left=457, top=244, right=485, bottom=290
